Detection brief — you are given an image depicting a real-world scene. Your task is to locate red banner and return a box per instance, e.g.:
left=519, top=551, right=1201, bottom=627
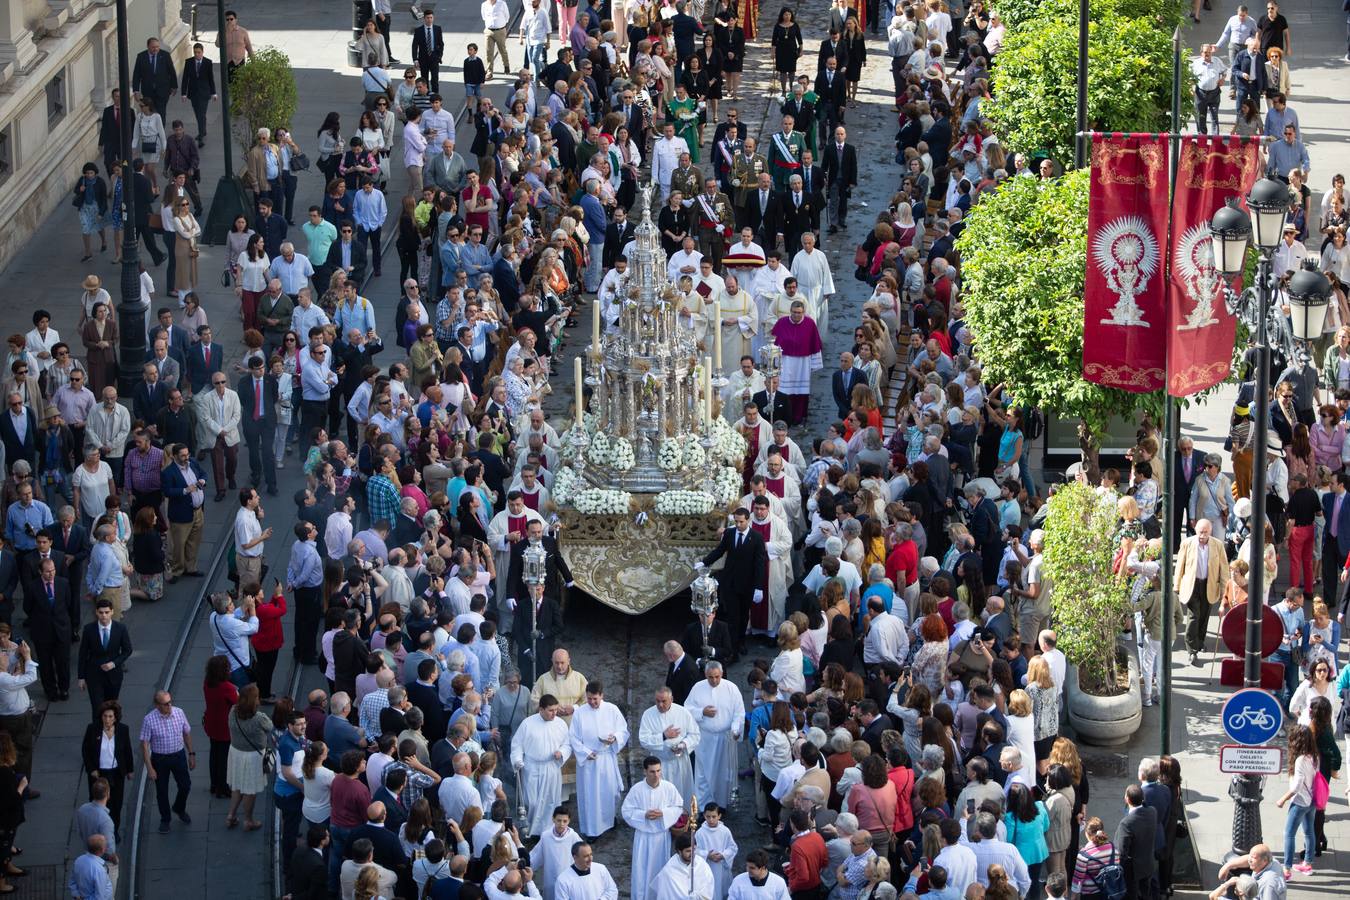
left=1166, top=136, right=1262, bottom=397
left=1082, top=134, right=1171, bottom=392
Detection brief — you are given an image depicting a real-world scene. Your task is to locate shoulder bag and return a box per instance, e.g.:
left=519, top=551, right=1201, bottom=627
left=213, top=612, right=256, bottom=683
left=1088, top=845, right=1127, bottom=900
left=238, top=714, right=277, bottom=774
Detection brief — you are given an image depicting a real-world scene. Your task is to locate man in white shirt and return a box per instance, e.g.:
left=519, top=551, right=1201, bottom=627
left=325, top=495, right=356, bottom=561
left=652, top=122, right=690, bottom=204
left=232, top=488, right=270, bottom=587
left=959, top=811, right=1031, bottom=895
left=519, top=0, right=552, bottom=78
left=932, top=818, right=979, bottom=897
left=1191, top=44, right=1226, bottom=134
left=480, top=0, right=512, bottom=77
left=667, top=236, right=703, bottom=285
left=209, top=592, right=259, bottom=687
left=437, top=751, right=483, bottom=825
left=1272, top=222, right=1307, bottom=277
left=863, top=595, right=909, bottom=665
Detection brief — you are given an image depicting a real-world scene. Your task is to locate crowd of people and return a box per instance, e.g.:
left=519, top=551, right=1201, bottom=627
left=0, top=1, right=1343, bottom=900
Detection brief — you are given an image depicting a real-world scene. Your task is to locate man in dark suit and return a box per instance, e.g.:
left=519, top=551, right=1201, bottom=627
left=23, top=558, right=77, bottom=700
left=818, top=29, right=848, bottom=78
left=289, top=827, right=330, bottom=900
left=131, top=36, right=178, bottom=120
left=1321, top=471, right=1350, bottom=606
left=149, top=308, right=193, bottom=371
left=922, top=105, right=954, bottom=194
left=352, top=802, right=407, bottom=873
left=678, top=611, right=735, bottom=669
left=1140, top=760, right=1172, bottom=866
left=98, top=89, right=125, bottom=176
left=131, top=362, right=171, bottom=424
left=185, top=326, right=223, bottom=394
left=774, top=176, right=814, bottom=259
left=1115, top=784, right=1158, bottom=900
left=665, top=642, right=699, bottom=705
left=469, top=434, right=511, bottom=508
left=77, top=598, right=132, bottom=719
left=832, top=352, right=866, bottom=419
left=670, top=3, right=702, bottom=77
left=753, top=374, right=791, bottom=427
left=322, top=225, right=369, bottom=287
left=603, top=207, right=637, bottom=269
left=46, top=512, right=91, bottom=607
left=407, top=659, right=449, bottom=741
left=820, top=125, right=858, bottom=233
left=411, top=9, right=445, bottom=93
left=1172, top=436, right=1201, bottom=541
left=237, top=358, right=278, bottom=496
left=814, top=58, right=848, bottom=141
left=179, top=42, right=216, bottom=146
left=513, top=581, right=563, bottom=684
left=331, top=610, right=367, bottom=698
left=0, top=390, right=37, bottom=468
left=741, top=173, right=777, bottom=241
left=550, top=116, right=578, bottom=173
left=20, top=532, right=66, bottom=585
left=372, top=768, right=410, bottom=834
left=131, top=160, right=167, bottom=265
left=701, top=508, right=768, bottom=656
left=858, top=700, right=889, bottom=754
left=505, top=520, right=573, bottom=612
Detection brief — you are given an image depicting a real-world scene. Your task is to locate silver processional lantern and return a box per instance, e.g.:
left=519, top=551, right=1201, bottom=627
left=690, top=562, right=719, bottom=665
left=522, top=542, right=548, bottom=587
left=758, top=342, right=782, bottom=379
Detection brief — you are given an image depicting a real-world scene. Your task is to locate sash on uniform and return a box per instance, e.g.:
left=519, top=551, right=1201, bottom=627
left=771, top=132, right=800, bottom=169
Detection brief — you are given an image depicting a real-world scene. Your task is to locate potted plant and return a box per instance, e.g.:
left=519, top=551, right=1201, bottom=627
left=1041, top=481, right=1142, bottom=744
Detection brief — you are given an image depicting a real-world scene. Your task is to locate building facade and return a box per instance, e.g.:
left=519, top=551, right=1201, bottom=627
left=0, top=0, right=189, bottom=270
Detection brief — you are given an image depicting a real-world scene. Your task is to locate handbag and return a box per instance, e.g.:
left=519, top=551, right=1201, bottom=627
left=141, top=140, right=157, bottom=155
left=238, top=717, right=277, bottom=774
left=1089, top=846, right=1127, bottom=900
left=861, top=785, right=897, bottom=853
left=220, top=267, right=233, bottom=288
left=1335, top=685, right=1350, bottom=739
left=1312, top=769, right=1330, bottom=810
left=854, top=245, right=869, bottom=268
left=289, top=152, right=311, bottom=173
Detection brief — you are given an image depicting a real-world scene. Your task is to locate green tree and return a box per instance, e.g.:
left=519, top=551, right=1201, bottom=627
left=985, top=10, right=1180, bottom=165
left=1040, top=481, right=1134, bottom=694
left=955, top=171, right=1164, bottom=470
left=229, top=47, right=299, bottom=153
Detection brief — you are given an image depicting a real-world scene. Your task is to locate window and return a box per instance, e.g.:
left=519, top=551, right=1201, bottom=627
left=0, top=124, right=11, bottom=188
left=45, top=70, right=67, bottom=129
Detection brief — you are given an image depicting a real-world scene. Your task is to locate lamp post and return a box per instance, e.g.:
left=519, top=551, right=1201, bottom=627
left=114, top=0, right=145, bottom=396
left=202, top=0, right=249, bottom=244
left=690, top=562, right=719, bottom=665
left=1208, top=176, right=1290, bottom=857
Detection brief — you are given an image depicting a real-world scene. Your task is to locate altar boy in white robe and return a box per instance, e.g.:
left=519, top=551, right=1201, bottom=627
left=715, top=276, right=758, bottom=371
left=654, top=833, right=716, bottom=900
left=510, top=695, right=573, bottom=836
left=555, top=842, right=620, bottom=900
left=791, top=231, right=836, bottom=335
left=696, top=803, right=739, bottom=900
left=727, top=849, right=792, bottom=900
left=684, top=662, right=744, bottom=808
left=638, top=687, right=701, bottom=800
left=622, top=757, right=686, bottom=900
left=751, top=253, right=791, bottom=355
left=534, top=807, right=583, bottom=900
left=568, top=680, right=629, bottom=839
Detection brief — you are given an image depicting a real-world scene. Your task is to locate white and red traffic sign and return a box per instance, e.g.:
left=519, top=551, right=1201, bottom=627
left=1219, top=744, right=1284, bottom=775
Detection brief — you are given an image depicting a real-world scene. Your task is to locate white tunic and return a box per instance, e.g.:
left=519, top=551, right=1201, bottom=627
left=683, top=680, right=745, bottom=807
left=696, top=822, right=740, bottom=900
left=752, top=263, right=792, bottom=355
left=720, top=370, right=765, bottom=422
left=747, top=511, right=794, bottom=633
left=715, top=288, right=759, bottom=371
left=790, top=247, right=836, bottom=336
left=568, top=700, right=630, bottom=838
left=668, top=249, right=704, bottom=284
left=727, top=872, right=792, bottom=900
left=509, top=713, right=573, bottom=836
left=638, top=704, right=701, bottom=801
left=486, top=507, right=545, bottom=605
left=555, top=862, right=621, bottom=900
left=622, top=779, right=686, bottom=900
left=533, top=825, right=582, bottom=900
left=652, top=853, right=716, bottom=900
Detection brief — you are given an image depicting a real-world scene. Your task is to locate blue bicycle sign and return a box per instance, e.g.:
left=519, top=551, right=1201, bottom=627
left=1221, top=689, right=1283, bottom=746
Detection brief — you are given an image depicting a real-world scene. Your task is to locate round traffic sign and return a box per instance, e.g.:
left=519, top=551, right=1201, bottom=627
left=1220, top=604, right=1283, bottom=658
left=1221, top=688, right=1284, bottom=746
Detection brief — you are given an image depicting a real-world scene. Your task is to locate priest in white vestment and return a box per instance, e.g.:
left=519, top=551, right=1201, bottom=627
left=533, top=809, right=583, bottom=900
left=554, top=842, right=620, bottom=900
left=568, top=683, right=630, bottom=839
left=790, top=231, right=836, bottom=335
left=763, top=278, right=818, bottom=337
left=769, top=301, right=824, bottom=426
left=755, top=425, right=807, bottom=472
left=597, top=259, right=629, bottom=332
left=715, top=275, right=758, bottom=371
left=722, top=228, right=766, bottom=288
left=638, top=688, right=701, bottom=801
left=695, top=805, right=739, bottom=900
left=510, top=697, right=573, bottom=836
left=676, top=278, right=709, bottom=345
left=692, top=262, right=727, bottom=315
left=622, top=757, right=686, bottom=900
left=745, top=496, right=793, bottom=635
left=487, top=493, right=546, bottom=607
left=721, top=357, right=765, bottom=422
left=684, top=663, right=744, bottom=808
left=751, top=254, right=792, bottom=355
left=758, top=453, right=803, bottom=526
left=667, top=236, right=703, bottom=284
left=727, top=851, right=792, bottom=900
left=653, top=835, right=716, bottom=900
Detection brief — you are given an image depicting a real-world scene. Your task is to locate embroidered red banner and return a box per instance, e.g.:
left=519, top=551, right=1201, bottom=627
left=1166, top=135, right=1262, bottom=397
left=1082, top=134, right=1171, bottom=392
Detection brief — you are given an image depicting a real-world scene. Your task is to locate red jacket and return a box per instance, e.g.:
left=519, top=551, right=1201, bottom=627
left=786, top=830, right=829, bottom=891
left=250, top=591, right=288, bottom=653
left=202, top=679, right=239, bottom=742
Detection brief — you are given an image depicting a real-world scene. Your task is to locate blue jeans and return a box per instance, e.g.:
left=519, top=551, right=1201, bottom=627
left=328, top=824, right=355, bottom=892
left=274, top=791, right=303, bottom=874
left=1271, top=648, right=1297, bottom=706
left=1283, top=801, right=1315, bottom=866
left=526, top=42, right=548, bottom=81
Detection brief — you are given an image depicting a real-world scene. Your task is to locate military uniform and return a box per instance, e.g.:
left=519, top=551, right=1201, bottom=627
left=765, top=129, right=806, bottom=192
left=730, top=152, right=767, bottom=209
left=692, top=190, right=735, bottom=270
left=670, top=164, right=703, bottom=202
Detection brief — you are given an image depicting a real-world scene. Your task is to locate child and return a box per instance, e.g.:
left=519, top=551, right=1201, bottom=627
left=697, top=803, right=739, bottom=900
left=463, top=43, right=486, bottom=104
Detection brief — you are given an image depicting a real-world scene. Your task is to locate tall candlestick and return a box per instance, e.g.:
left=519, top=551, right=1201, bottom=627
left=574, top=356, right=584, bottom=422
left=713, top=300, right=723, bottom=368
left=704, top=357, right=713, bottom=426
left=592, top=296, right=601, bottom=351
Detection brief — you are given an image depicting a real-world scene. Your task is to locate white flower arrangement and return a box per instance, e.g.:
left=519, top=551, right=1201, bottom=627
left=658, top=439, right=685, bottom=472
left=713, top=466, right=743, bottom=505
left=587, top=431, right=612, bottom=467
left=655, top=490, right=717, bottom=516
left=682, top=437, right=707, bottom=469
left=552, top=467, right=579, bottom=506
left=571, top=488, right=632, bottom=515
left=708, top=418, right=748, bottom=464
left=610, top=437, right=636, bottom=472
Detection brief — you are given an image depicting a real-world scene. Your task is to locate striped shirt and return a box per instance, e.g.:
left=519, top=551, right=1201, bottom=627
left=367, top=474, right=401, bottom=525
left=1071, top=840, right=1116, bottom=896
left=123, top=445, right=165, bottom=493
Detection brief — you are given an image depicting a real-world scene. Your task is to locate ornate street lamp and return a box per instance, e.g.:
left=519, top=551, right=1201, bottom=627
left=1287, top=261, right=1331, bottom=349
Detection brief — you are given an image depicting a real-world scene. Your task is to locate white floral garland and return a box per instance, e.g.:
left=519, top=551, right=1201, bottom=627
left=654, top=489, right=717, bottom=516
left=571, top=488, right=632, bottom=515
left=713, top=466, right=743, bottom=505
left=552, top=467, right=579, bottom=506
left=610, top=437, right=636, bottom=472
left=657, top=439, right=685, bottom=472
left=682, top=436, right=707, bottom=469
left=587, top=431, right=612, bottom=467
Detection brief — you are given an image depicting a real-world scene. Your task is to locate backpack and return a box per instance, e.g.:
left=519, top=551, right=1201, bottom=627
left=1089, top=846, right=1127, bottom=900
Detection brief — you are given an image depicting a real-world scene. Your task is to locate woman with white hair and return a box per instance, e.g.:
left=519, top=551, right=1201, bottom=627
left=769, top=622, right=806, bottom=695
left=823, top=812, right=860, bottom=894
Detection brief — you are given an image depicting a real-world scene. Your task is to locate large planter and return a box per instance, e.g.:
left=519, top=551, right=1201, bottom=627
left=1065, top=651, right=1143, bottom=746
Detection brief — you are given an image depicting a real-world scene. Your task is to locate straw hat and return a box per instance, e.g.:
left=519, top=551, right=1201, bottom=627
left=82, top=274, right=101, bottom=291
left=44, top=404, right=59, bottom=419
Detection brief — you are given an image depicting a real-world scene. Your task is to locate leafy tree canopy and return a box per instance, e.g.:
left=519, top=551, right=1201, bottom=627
left=229, top=47, right=299, bottom=151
